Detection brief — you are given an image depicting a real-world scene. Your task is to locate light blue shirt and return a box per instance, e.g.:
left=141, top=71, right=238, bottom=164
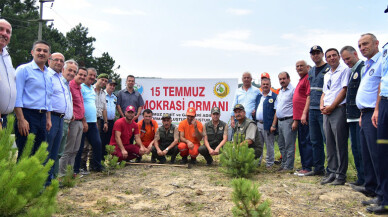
left=106, top=91, right=117, bottom=120
left=356, top=52, right=382, bottom=109
left=380, top=43, right=388, bottom=97
left=323, top=63, right=350, bottom=106
left=0, top=47, right=16, bottom=114
left=81, top=83, right=97, bottom=123
left=49, top=68, right=67, bottom=114
left=275, top=83, right=294, bottom=119
left=61, top=76, right=73, bottom=120
left=231, top=85, right=260, bottom=119
left=15, top=60, right=52, bottom=111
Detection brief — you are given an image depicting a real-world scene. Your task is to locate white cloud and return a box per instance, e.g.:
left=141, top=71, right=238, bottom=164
left=102, top=8, right=146, bottom=16
left=226, top=8, right=252, bottom=16
left=181, top=30, right=283, bottom=55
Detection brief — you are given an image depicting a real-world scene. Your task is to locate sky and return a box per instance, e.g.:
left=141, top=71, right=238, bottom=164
left=42, top=0, right=388, bottom=88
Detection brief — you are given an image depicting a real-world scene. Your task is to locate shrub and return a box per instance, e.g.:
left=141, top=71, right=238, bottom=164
left=60, top=165, right=78, bottom=188
left=102, top=145, right=125, bottom=176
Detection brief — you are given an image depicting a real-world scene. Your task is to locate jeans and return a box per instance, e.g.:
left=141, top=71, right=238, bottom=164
left=309, top=109, right=326, bottom=173
left=46, top=114, right=64, bottom=185
left=298, top=121, right=313, bottom=171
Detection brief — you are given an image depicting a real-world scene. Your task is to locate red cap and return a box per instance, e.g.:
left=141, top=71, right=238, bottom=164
left=186, top=107, right=196, bottom=116
left=126, top=105, right=135, bottom=112
left=261, top=72, right=270, bottom=79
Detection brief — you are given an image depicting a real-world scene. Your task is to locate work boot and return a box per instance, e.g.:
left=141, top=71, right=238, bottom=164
left=170, top=156, right=176, bottom=164
left=151, top=155, right=156, bottom=163
left=135, top=156, right=142, bottom=163
left=180, top=156, right=188, bottom=164
left=190, top=157, right=197, bottom=164
left=206, top=157, right=213, bottom=165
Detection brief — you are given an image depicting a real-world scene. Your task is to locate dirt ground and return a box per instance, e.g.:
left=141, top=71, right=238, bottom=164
left=55, top=157, right=379, bottom=217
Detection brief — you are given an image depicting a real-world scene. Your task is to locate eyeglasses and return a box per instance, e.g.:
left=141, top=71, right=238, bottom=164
left=50, top=58, right=64, bottom=63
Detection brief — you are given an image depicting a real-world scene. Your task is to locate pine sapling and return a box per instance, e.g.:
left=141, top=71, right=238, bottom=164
left=102, top=145, right=125, bottom=176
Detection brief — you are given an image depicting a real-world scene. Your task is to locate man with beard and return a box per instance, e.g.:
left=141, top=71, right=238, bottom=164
left=137, top=109, right=158, bottom=162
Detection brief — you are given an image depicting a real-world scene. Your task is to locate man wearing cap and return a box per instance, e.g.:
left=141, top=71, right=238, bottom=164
left=340, top=46, right=365, bottom=186
left=304, top=45, right=331, bottom=177
left=199, top=107, right=228, bottom=165
left=136, top=109, right=158, bottom=162
left=320, top=48, right=350, bottom=185
left=59, top=67, right=87, bottom=177
left=231, top=72, right=260, bottom=128
left=293, top=60, right=313, bottom=176
left=109, top=105, right=147, bottom=161
left=270, top=72, right=297, bottom=172
left=233, top=104, right=262, bottom=160
left=253, top=74, right=277, bottom=168
left=117, top=75, right=144, bottom=121
left=0, top=19, right=16, bottom=130
left=100, top=79, right=117, bottom=157
left=352, top=33, right=384, bottom=210
left=151, top=113, right=179, bottom=164
left=259, top=72, right=279, bottom=95
left=74, top=67, right=103, bottom=174
left=178, top=107, right=203, bottom=164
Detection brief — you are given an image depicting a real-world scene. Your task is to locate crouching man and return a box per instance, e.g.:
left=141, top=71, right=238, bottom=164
left=136, top=109, right=158, bottom=162
left=151, top=114, right=179, bottom=164
left=109, top=105, right=147, bottom=161
left=199, top=107, right=228, bottom=165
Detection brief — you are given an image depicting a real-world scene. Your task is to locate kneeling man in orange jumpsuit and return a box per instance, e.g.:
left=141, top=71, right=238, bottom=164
left=178, top=107, right=203, bottom=164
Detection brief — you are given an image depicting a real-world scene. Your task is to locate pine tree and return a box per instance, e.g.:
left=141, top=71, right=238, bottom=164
left=220, top=132, right=259, bottom=178
left=102, top=145, right=125, bottom=176
left=231, top=178, right=271, bottom=217
left=0, top=115, right=58, bottom=217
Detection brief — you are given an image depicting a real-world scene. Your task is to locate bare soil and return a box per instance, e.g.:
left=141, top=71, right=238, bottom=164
left=55, top=158, right=378, bottom=217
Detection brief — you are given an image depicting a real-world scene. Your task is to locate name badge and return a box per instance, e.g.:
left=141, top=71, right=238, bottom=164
left=269, top=99, right=274, bottom=103
left=170, top=130, right=173, bottom=134
left=219, top=126, right=223, bottom=131
left=353, top=72, right=358, bottom=80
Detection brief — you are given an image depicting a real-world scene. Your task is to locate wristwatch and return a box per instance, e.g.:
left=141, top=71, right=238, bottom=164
left=165, top=147, right=169, bottom=151
left=271, top=125, right=276, bottom=128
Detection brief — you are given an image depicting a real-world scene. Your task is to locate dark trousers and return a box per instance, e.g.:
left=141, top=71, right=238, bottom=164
left=1, top=114, right=8, bottom=128
left=377, top=99, right=388, bottom=205
left=15, top=108, right=47, bottom=160
left=360, top=110, right=382, bottom=198
left=46, top=114, right=64, bottom=185
left=298, top=121, right=313, bottom=171
left=308, top=109, right=326, bottom=173
left=151, top=145, right=179, bottom=161
left=74, top=122, right=103, bottom=173
left=100, top=119, right=115, bottom=159
left=349, top=121, right=364, bottom=185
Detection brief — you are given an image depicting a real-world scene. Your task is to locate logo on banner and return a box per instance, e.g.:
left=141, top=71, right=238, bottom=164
left=214, top=82, right=230, bottom=98
left=134, top=83, right=144, bottom=95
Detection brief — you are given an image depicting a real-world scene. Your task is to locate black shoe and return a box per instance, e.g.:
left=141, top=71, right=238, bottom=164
left=170, top=156, right=176, bottom=164
left=180, top=156, right=188, bottom=164
left=330, top=179, right=346, bottom=186
left=366, top=205, right=388, bottom=214
left=349, top=181, right=363, bottom=186
left=350, top=184, right=377, bottom=198
left=159, top=157, right=166, bottom=164
left=362, top=197, right=381, bottom=206
left=321, top=174, right=335, bottom=185
left=135, top=156, right=142, bottom=163
left=274, top=160, right=281, bottom=165
left=190, top=157, right=197, bottom=164
left=304, top=170, right=325, bottom=176
left=151, top=156, right=156, bottom=163
left=206, top=157, right=213, bottom=166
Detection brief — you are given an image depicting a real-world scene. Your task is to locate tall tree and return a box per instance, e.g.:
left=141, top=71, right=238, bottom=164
left=64, top=23, right=95, bottom=67
left=93, top=52, right=121, bottom=89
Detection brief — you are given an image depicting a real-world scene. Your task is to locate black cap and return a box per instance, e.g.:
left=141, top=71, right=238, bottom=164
left=161, top=113, right=171, bottom=119
left=233, top=104, right=245, bottom=111
left=310, top=45, right=323, bottom=53
left=108, top=79, right=117, bottom=85
left=385, top=5, right=388, bottom=13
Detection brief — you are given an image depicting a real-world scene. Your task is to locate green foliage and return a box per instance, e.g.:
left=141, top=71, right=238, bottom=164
left=220, top=132, right=259, bottom=178
left=0, top=115, right=58, bottom=217
left=231, top=178, right=271, bottom=217
left=102, top=145, right=125, bottom=176
left=60, top=165, right=78, bottom=188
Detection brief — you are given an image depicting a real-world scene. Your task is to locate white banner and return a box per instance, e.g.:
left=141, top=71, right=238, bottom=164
left=122, top=78, right=238, bottom=126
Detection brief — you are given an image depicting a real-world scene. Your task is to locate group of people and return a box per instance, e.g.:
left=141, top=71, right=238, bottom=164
left=1, top=15, right=388, bottom=215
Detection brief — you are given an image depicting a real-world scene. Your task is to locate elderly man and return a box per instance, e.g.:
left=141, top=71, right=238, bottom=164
left=231, top=72, right=260, bottom=128
left=320, top=48, right=350, bottom=185
left=151, top=113, right=179, bottom=164
left=293, top=60, right=313, bottom=176
left=199, top=107, right=228, bottom=165
left=178, top=107, right=203, bottom=164
left=0, top=19, right=16, bottom=130
left=340, top=46, right=365, bottom=186
left=117, top=75, right=144, bottom=120
left=253, top=73, right=277, bottom=168
left=14, top=40, right=52, bottom=159
left=271, top=72, right=297, bottom=172
left=137, top=109, right=158, bottom=162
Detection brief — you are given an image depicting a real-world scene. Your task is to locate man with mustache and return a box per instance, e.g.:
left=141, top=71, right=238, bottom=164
left=14, top=40, right=53, bottom=159
left=0, top=19, right=16, bottom=130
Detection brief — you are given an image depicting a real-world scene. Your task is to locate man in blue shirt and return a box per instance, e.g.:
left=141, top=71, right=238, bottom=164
left=14, top=40, right=52, bottom=159
left=100, top=79, right=117, bottom=156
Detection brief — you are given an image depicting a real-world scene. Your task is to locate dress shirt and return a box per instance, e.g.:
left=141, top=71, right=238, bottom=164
left=256, top=91, right=273, bottom=121
left=81, top=83, right=97, bottom=123
left=275, top=83, right=294, bottom=119
left=0, top=47, right=16, bottom=114
left=106, top=91, right=117, bottom=120
left=49, top=68, right=67, bottom=114
left=61, top=76, right=73, bottom=120
left=15, top=60, right=52, bottom=111
left=323, top=63, right=350, bottom=106
left=356, top=52, right=382, bottom=109
left=69, top=80, right=84, bottom=120
left=380, top=43, right=388, bottom=97
left=231, top=85, right=260, bottom=119
left=94, top=85, right=107, bottom=119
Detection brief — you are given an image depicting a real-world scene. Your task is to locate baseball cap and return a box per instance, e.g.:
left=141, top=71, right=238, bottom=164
left=186, top=107, right=196, bottom=116
left=310, top=45, right=323, bottom=53
left=108, top=79, right=117, bottom=85
left=97, top=73, right=109, bottom=79
left=126, top=105, right=135, bottom=112
left=261, top=72, right=270, bottom=79
left=211, top=107, right=220, bottom=114
left=161, top=113, right=171, bottom=119
left=385, top=5, right=388, bottom=13
left=233, top=104, right=245, bottom=111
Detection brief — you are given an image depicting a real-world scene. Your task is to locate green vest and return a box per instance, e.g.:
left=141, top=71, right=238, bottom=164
left=205, top=120, right=226, bottom=149
left=233, top=118, right=262, bottom=158
left=158, top=124, right=176, bottom=149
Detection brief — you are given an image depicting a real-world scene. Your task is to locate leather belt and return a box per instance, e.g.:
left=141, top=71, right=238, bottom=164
left=52, top=111, right=65, bottom=118
left=74, top=119, right=83, bottom=121
left=381, top=96, right=388, bottom=100
left=278, top=116, right=293, bottom=121
left=360, top=108, right=374, bottom=113
left=24, top=108, right=47, bottom=113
